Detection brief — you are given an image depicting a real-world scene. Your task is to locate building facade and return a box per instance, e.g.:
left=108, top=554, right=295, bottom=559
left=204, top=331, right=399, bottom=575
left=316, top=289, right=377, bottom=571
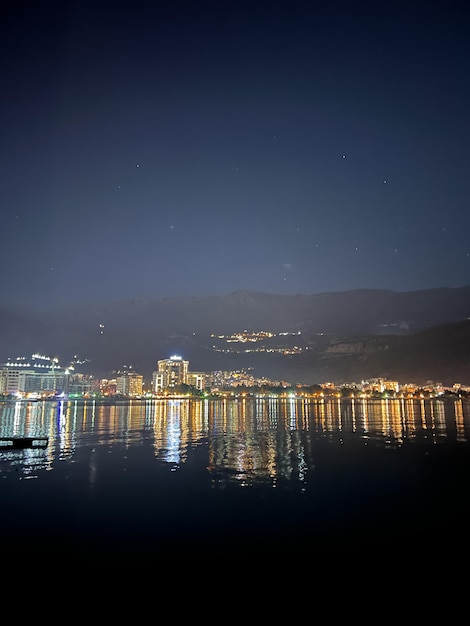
left=152, top=355, right=189, bottom=393
left=116, top=372, right=144, bottom=396
left=187, top=371, right=205, bottom=392
left=0, top=355, right=67, bottom=396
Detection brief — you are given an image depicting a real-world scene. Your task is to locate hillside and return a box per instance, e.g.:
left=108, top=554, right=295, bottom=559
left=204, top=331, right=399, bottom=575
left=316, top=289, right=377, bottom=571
left=1, top=286, right=470, bottom=384
left=290, top=319, right=470, bottom=386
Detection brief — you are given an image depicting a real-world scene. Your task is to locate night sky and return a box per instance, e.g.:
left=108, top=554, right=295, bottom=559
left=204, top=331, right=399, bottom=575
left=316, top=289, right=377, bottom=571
left=2, top=1, right=470, bottom=310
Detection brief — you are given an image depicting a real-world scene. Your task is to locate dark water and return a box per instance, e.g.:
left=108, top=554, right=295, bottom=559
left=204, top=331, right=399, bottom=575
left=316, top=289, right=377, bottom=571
left=1, top=396, right=470, bottom=562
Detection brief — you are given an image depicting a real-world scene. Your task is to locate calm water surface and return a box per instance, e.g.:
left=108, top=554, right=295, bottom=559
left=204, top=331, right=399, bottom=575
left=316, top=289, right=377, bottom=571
left=1, top=396, right=470, bottom=561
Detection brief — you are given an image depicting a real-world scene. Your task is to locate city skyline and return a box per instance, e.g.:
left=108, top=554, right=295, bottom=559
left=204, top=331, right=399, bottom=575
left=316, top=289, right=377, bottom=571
left=1, top=1, right=470, bottom=310
left=2, top=347, right=469, bottom=398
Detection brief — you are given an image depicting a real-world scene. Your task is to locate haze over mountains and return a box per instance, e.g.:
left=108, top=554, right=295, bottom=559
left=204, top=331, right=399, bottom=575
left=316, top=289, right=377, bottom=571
left=2, top=286, right=470, bottom=386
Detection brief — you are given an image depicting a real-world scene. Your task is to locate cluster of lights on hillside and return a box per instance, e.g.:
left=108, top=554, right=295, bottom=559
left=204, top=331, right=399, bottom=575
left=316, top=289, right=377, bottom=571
left=211, top=329, right=306, bottom=354
left=211, top=330, right=301, bottom=342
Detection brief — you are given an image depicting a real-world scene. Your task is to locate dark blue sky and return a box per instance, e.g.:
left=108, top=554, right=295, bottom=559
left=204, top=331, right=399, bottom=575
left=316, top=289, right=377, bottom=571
left=2, top=0, right=470, bottom=309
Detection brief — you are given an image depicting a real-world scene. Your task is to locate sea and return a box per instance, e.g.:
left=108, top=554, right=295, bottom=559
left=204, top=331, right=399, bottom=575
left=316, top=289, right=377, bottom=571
left=1, top=395, right=470, bottom=566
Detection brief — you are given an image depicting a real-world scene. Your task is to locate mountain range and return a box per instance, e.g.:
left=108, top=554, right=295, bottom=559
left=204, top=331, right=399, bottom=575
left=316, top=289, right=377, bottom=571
left=2, top=286, right=470, bottom=386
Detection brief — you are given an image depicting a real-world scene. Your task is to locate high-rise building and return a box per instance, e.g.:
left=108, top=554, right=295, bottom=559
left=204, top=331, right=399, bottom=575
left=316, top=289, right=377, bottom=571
left=152, top=355, right=189, bottom=393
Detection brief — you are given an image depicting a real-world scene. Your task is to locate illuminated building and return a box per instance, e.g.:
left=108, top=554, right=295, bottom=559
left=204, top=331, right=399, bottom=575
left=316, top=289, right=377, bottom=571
left=116, top=372, right=144, bottom=396
left=152, top=355, right=189, bottom=393
left=68, top=373, right=95, bottom=396
left=0, top=354, right=67, bottom=396
left=187, top=371, right=205, bottom=391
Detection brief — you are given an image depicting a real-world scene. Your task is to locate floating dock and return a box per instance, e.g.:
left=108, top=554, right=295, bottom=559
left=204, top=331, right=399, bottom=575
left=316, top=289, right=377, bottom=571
left=0, top=437, right=49, bottom=450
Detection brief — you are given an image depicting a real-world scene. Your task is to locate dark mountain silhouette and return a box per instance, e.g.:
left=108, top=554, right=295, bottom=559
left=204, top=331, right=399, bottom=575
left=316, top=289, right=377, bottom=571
left=285, top=318, right=470, bottom=386
left=1, top=286, right=470, bottom=385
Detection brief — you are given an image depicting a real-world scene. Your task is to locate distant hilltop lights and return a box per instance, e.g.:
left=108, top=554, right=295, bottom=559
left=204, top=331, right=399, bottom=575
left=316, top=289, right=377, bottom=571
left=211, top=330, right=301, bottom=342
left=211, top=329, right=305, bottom=355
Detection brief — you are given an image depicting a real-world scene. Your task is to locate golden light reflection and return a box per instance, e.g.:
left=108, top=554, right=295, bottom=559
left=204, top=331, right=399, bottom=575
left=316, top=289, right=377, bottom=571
left=455, top=399, right=466, bottom=442
left=2, top=397, right=470, bottom=484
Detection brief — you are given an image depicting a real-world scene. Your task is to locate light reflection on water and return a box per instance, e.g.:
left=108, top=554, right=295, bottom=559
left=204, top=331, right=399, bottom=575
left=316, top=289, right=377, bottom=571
left=0, top=396, right=468, bottom=481
left=1, top=396, right=470, bottom=559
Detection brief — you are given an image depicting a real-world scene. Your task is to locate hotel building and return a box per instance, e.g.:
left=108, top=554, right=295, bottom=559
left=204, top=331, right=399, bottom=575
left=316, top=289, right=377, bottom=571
left=152, top=355, right=204, bottom=393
